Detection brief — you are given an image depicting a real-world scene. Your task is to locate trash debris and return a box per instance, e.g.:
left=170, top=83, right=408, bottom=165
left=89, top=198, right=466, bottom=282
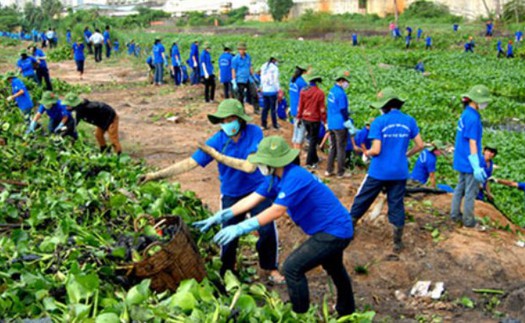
left=410, top=281, right=446, bottom=299
left=516, top=240, right=525, bottom=248
left=395, top=290, right=407, bottom=301
left=166, top=116, right=181, bottom=123
left=431, top=282, right=445, bottom=299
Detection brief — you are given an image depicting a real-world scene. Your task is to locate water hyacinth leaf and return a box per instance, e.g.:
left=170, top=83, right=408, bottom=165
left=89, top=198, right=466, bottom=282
left=171, top=289, right=197, bottom=313
left=95, top=313, right=120, bottom=323
left=125, top=279, right=151, bottom=306
left=66, top=273, right=100, bottom=304
left=224, top=271, right=241, bottom=292
left=236, top=294, right=256, bottom=313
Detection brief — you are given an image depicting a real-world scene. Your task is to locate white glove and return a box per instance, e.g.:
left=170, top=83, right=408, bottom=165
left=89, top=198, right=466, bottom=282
left=7, top=96, right=13, bottom=102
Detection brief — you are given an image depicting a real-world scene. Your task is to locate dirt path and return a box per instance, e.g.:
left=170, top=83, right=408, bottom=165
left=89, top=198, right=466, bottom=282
left=48, top=59, right=525, bottom=321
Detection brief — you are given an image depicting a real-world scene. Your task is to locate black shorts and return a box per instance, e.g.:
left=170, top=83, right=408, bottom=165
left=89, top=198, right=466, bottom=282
left=75, top=60, right=85, bottom=73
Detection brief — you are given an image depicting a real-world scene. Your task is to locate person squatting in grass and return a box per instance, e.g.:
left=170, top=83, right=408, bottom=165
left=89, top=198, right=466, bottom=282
left=349, top=87, right=424, bottom=253
left=62, top=92, right=122, bottom=155
left=72, top=38, right=86, bottom=80
left=450, top=85, right=492, bottom=228
left=195, top=136, right=356, bottom=317
left=289, top=64, right=308, bottom=150
left=4, top=71, right=34, bottom=123
left=200, top=42, right=216, bottom=103
left=139, top=99, right=284, bottom=283
left=27, top=91, right=78, bottom=140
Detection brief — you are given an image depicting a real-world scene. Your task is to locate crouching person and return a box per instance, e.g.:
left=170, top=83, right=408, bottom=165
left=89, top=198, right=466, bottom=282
left=62, top=92, right=121, bottom=154
left=27, top=91, right=77, bottom=139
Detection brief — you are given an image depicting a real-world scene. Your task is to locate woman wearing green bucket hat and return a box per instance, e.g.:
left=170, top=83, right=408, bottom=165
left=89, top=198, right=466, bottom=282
left=194, top=135, right=356, bottom=316
left=349, top=87, right=424, bottom=253
left=140, top=99, right=283, bottom=282
left=451, top=84, right=492, bottom=228
left=27, top=91, right=78, bottom=140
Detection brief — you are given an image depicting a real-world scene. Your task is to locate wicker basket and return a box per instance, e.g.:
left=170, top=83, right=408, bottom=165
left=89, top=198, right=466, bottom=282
left=128, top=215, right=206, bottom=292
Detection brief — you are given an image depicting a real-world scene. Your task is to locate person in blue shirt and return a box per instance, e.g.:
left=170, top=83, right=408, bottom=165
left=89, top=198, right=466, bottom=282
left=72, top=39, right=85, bottom=80
left=28, top=43, right=53, bottom=91
left=194, top=135, right=356, bottom=316
left=113, top=39, right=119, bottom=54
left=66, top=29, right=71, bottom=44
left=83, top=27, right=93, bottom=55
left=103, top=26, right=111, bottom=59
left=5, top=72, right=34, bottom=122
left=200, top=42, right=216, bottom=102
left=232, top=42, right=258, bottom=113
left=417, top=27, right=423, bottom=40
left=464, top=36, right=475, bottom=53
left=289, top=64, right=308, bottom=149
left=350, top=88, right=424, bottom=252
left=354, top=118, right=374, bottom=160
left=453, top=24, right=459, bottom=32
left=152, top=38, right=166, bottom=86
left=497, top=40, right=504, bottom=58
left=394, top=26, right=401, bottom=39
left=135, top=43, right=141, bottom=57
left=188, top=39, right=200, bottom=85
left=169, top=39, right=182, bottom=86
left=451, top=85, right=491, bottom=228
left=415, top=60, right=425, bottom=73
left=489, top=177, right=525, bottom=205
left=27, top=91, right=77, bottom=139
left=507, top=40, right=514, bottom=58
left=16, top=49, right=38, bottom=84
left=140, top=100, right=283, bottom=283
left=32, top=29, right=39, bottom=42
left=515, top=30, right=523, bottom=42
left=485, top=20, right=494, bottom=38
left=410, top=140, right=445, bottom=188
left=219, top=44, right=234, bottom=98
left=352, top=33, right=358, bottom=46
left=425, top=36, right=432, bottom=50
left=405, top=32, right=412, bottom=49
left=145, top=55, right=154, bottom=84
left=477, top=146, right=497, bottom=202
left=51, top=29, right=58, bottom=48
left=326, top=70, right=351, bottom=178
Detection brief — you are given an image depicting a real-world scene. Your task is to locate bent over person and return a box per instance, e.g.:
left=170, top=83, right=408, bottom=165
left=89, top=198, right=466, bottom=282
left=62, top=93, right=122, bottom=154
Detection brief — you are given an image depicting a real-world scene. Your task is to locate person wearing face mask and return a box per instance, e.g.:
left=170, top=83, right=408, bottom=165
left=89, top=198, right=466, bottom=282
left=194, top=136, right=356, bottom=317
left=349, top=88, right=424, bottom=253
left=260, top=53, right=281, bottom=130
left=139, top=99, right=283, bottom=283
left=451, top=85, right=491, bottom=228
left=409, top=140, right=446, bottom=188
left=326, top=70, right=351, bottom=179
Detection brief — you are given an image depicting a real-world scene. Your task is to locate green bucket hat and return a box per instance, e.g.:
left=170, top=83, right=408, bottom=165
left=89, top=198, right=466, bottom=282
left=461, top=85, right=491, bottom=104
left=40, top=91, right=59, bottom=107
left=365, top=117, right=375, bottom=126
left=370, top=87, right=406, bottom=109
left=223, top=43, right=232, bottom=50
left=306, top=69, right=322, bottom=82
left=335, top=69, right=350, bottom=82
left=296, top=64, right=308, bottom=71
left=62, top=92, right=83, bottom=108
left=203, top=41, right=211, bottom=49
left=172, top=38, right=180, bottom=44
left=247, top=136, right=300, bottom=168
left=2, top=71, right=17, bottom=81
left=194, top=38, right=201, bottom=43
left=430, top=140, right=446, bottom=151
left=19, top=49, right=28, bottom=56
left=270, top=52, right=280, bottom=60
left=237, top=42, right=247, bottom=50
left=207, top=99, right=253, bottom=124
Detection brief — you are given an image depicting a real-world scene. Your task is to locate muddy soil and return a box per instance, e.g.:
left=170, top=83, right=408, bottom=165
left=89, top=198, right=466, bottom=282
left=25, top=57, right=525, bottom=321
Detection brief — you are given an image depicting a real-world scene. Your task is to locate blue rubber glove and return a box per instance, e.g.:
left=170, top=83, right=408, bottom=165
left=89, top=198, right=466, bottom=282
left=54, top=122, right=65, bottom=133
left=468, top=154, right=487, bottom=183
left=192, top=208, right=234, bottom=233
left=213, top=217, right=260, bottom=246
left=343, top=119, right=357, bottom=136
left=26, top=121, right=37, bottom=134
left=232, top=80, right=238, bottom=92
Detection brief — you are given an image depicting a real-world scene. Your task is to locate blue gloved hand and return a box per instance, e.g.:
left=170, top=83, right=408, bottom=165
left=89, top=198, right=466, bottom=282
left=192, top=208, right=234, bottom=233
left=213, top=217, right=260, bottom=246
left=232, top=80, right=238, bottom=92
left=54, top=122, right=65, bottom=133
left=344, top=119, right=357, bottom=136
left=468, top=154, right=487, bottom=183
left=26, top=120, right=37, bottom=134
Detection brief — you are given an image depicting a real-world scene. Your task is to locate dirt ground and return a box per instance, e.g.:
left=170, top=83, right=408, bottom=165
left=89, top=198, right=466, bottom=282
left=32, top=58, right=525, bottom=321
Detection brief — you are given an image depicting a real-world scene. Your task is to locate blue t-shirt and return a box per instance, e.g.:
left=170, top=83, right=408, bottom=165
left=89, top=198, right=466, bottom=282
left=487, top=23, right=493, bottom=33
left=218, top=52, right=233, bottom=82
left=453, top=106, right=484, bottom=174
left=231, top=53, right=252, bottom=83
left=508, top=44, right=514, bottom=56
left=368, top=109, right=419, bottom=180
left=66, top=31, right=71, bottom=43
left=113, top=41, right=119, bottom=52
left=200, top=50, right=214, bottom=76
left=171, top=45, right=181, bottom=66
left=255, top=164, right=353, bottom=239
left=410, top=149, right=437, bottom=184
left=417, top=28, right=423, bottom=38
left=127, top=43, right=135, bottom=55
left=34, top=48, right=48, bottom=69
left=153, top=43, right=165, bottom=64
left=289, top=75, right=307, bottom=117
left=146, top=56, right=153, bottom=66
left=37, top=100, right=72, bottom=123
left=355, top=127, right=372, bottom=150
left=17, top=57, right=37, bottom=77
left=327, top=84, right=349, bottom=130
left=189, top=43, right=199, bottom=64
left=84, top=30, right=92, bottom=42
left=72, top=43, right=85, bottom=61
left=497, top=41, right=503, bottom=51
left=426, top=37, right=432, bottom=46
left=11, top=78, right=33, bottom=112
left=477, top=160, right=494, bottom=200
left=518, top=183, right=525, bottom=191
left=191, top=124, right=265, bottom=197
left=103, top=30, right=110, bottom=44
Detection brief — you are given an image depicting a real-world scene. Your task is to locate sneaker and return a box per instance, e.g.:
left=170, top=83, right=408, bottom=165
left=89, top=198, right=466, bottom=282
left=324, top=171, right=334, bottom=177
left=337, top=173, right=352, bottom=179
left=306, top=164, right=318, bottom=170
left=261, top=125, right=269, bottom=131
left=273, top=125, right=280, bottom=130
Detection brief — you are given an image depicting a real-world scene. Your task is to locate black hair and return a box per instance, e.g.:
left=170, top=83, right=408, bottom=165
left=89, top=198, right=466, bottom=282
left=381, top=99, right=404, bottom=114
left=484, top=146, right=498, bottom=156
left=95, top=29, right=100, bottom=33
left=238, top=119, right=247, bottom=131
left=291, top=67, right=304, bottom=83
left=292, top=155, right=301, bottom=165
left=106, top=25, right=110, bottom=30
left=154, top=39, right=160, bottom=45
left=84, top=26, right=89, bottom=31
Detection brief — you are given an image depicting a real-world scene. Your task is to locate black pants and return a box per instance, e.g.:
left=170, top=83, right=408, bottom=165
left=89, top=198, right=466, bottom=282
left=282, top=232, right=355, bottom=316
left=105, top=43, right=111, bottom=58
left=236, top=82, right=250, bottom=106
left=94, top=44, right=103, bottom=62
left=203, top=75, right=216, bottom=102
left=220, top=194, right=278, bottom=276
left=262, top=94, right=278, bottom=129
left=86, top=42, right=93, bottom=55
left=303, top=120, right=320, bottom=166
left=222, top=81, right=233, bottom=99
left=36, top=67, right=52, bottom=91
left=328, top=129, right=348, bottom=176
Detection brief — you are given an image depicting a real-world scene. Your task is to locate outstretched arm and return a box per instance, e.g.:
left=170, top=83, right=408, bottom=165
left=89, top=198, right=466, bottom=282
left=197, top=143, right=257, bottom=173
left=140, top=158, right=198, bottom=183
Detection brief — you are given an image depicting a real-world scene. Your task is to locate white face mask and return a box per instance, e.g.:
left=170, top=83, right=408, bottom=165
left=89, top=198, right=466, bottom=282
left=342, top=81, right=350, bottom=89
left=478, top=102, right=488, bottom=110
left=257, top=165, right=273, bottom=176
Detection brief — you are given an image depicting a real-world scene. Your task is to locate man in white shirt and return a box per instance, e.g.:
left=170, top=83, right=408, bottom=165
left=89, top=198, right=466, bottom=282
left=260, top=53, right=280, bottom=130
left=89, top=29, right=104, bottom=63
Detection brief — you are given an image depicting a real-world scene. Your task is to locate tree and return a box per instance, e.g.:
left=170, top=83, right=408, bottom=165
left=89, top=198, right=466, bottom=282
left=41, top=0, right=63, bottom=20
left=268, top=0, right=294, bottom=22
left=23, top=2, right=45, bottom=30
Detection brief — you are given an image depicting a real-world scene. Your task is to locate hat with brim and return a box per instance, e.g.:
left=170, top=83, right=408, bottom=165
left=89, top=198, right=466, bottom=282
left=223, top=43, right=232, bottom=50
left=296, top=64, right=308, bottom=71
left=335, top=69, right=350, bottom=82
left=237, top=42, right=247, bottom=50
left=207, top=99, right=253, bottom=124
left=461, top=84, right=492, bottom=104
left=247, top=136, right=300, bottom=168
left=430, top=140, right=446, bottom=152
left=62, top=92, right=83, bottom=107
left=270, top=53, right=280, bottom=61
left=370, top=87, right=406, bottom=109
left=19, top=49, right=28, bottom=56
left=306, top=68, right=322, bottom=82
left=2, top=71, right=17, bottom=81
left=204, top=41, right=211, bottom=49
left=40, top=91, right=59, bottom=107
left=365, top=117, right=375, bottom=126
left=172, top=38, right=180, bottom=44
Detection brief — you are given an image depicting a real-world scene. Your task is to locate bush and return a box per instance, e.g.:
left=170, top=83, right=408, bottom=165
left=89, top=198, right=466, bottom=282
left=401, top=0, right=461, bottom=22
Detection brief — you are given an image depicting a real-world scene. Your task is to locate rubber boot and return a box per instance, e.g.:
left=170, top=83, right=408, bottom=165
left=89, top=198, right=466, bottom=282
left=393, top=226, right=404, bottom=253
